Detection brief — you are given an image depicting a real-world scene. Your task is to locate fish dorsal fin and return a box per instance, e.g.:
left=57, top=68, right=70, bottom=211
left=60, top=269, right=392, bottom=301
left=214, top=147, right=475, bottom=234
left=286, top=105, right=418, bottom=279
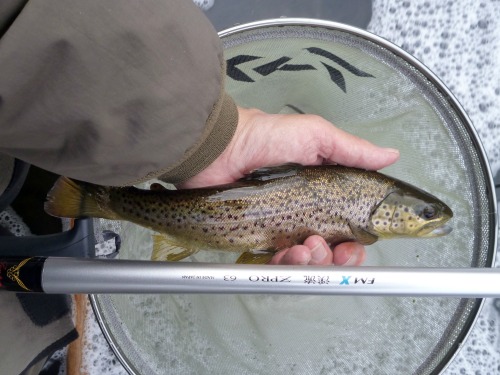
left=236, top=251, right=274, bottom=264
left=348, top=223, right=379, bottom=245
left=149, top=182, right=168, bottom=191
left=151, top=234, right=199, bottom=262
left=242, top=163, right=303, bottom=182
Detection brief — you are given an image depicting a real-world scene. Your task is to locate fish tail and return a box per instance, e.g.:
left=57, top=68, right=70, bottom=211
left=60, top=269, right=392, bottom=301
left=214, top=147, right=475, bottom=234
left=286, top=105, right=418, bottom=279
left=44, top=177, right=119, bottom=220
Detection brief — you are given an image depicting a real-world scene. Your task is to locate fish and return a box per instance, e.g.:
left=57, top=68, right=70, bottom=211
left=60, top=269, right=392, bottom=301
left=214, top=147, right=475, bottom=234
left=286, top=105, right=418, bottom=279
left=44, top=164, right=453, bottom=264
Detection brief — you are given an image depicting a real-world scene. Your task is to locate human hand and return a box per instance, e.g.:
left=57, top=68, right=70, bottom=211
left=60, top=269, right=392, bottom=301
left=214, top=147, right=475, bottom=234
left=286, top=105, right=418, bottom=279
left=181, top=107, right=400, bottom=266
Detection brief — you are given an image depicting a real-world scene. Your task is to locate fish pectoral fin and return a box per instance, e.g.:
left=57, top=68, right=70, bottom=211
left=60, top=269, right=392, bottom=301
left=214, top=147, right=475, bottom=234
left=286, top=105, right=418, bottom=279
left=349, top=223, right=378, bottom=245
left=236, top=251, right=274, bottom=264
left=151, top=234, right=199, bottom=262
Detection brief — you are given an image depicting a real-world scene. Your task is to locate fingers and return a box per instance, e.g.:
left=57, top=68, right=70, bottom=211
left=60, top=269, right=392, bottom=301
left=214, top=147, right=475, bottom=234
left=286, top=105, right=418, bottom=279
left=180, top=107, right=400, bottom=189
left=268, top=236, right=333, bottom=265
left=238, top=109, right=400, bottom=174
left=269, top=235, right=366, bottom=266
left=331, top=242, right=366, bottom=266
left=319, top=123, right=400, bottom=171
left=268, top=245, right=315, bottom=265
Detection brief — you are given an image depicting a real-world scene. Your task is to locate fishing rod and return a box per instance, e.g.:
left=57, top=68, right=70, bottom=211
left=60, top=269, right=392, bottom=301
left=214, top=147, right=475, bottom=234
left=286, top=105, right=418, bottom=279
left=1, top=256, right=499, bottom=297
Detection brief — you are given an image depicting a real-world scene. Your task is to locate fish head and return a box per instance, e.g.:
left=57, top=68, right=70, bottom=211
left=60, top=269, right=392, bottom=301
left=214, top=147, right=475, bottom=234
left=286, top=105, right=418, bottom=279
left=369, top=185, right=453, bottom=239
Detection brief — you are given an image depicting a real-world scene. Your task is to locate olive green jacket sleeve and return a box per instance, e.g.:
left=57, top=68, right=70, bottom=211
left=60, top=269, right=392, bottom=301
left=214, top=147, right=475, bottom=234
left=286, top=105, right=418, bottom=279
left=0, top=0, right=238, bottom=186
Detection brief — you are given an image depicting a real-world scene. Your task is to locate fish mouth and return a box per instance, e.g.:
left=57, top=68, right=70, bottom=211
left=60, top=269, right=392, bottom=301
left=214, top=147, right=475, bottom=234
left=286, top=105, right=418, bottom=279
left=419, top=224, right=453, bottom=237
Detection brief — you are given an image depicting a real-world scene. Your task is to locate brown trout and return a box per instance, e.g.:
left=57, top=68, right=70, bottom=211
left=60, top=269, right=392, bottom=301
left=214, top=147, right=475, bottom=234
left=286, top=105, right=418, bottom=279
left=44, top=164, right=453, bottom=264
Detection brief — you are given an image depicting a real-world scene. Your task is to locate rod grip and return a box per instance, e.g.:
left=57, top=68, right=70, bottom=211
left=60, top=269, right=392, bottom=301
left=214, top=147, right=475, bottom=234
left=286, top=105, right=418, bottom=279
left=0, top=256, right=46, bottom=292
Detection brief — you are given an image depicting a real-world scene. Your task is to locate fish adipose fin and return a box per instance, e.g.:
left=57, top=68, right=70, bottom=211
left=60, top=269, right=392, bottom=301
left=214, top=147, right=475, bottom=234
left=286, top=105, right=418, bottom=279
left=44, top=177, right=119, bottom=220
left=152, top=234, right=199, bottom=262
left=349, top=223, right=378, bottom=245
left=243, top=164, right=303, bottom=182
left=236, top=251, right=274, bottom=264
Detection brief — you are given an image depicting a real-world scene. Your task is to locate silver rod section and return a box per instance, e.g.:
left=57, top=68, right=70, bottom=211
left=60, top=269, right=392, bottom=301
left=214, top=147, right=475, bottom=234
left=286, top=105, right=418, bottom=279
left=41, top=257, right=500, bottom=297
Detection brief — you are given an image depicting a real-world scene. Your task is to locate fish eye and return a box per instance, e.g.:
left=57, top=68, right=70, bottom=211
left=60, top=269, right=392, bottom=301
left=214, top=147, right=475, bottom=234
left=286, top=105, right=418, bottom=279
left=422, top=205, right=436, bottom=220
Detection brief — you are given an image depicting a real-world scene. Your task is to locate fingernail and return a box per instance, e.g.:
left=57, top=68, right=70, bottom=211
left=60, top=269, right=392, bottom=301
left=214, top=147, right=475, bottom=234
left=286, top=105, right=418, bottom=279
left=385, top=148, right=400, bottom=156
left=310, top=241, right=328, bottom=264
left=342, top=246, right=363, bottom=266
left=282, top=250, right=310, bottom=265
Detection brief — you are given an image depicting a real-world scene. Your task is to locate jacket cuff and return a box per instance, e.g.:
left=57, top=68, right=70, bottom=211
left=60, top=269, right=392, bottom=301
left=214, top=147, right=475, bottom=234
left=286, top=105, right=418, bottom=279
left=157, top=92, right=238, bottom=184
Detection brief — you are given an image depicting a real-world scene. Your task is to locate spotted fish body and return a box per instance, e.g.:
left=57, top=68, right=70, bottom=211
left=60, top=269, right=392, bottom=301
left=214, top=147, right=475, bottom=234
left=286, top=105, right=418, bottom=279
left=146, top=166, right=393, bottom=252
left=44, top=164, right=453, bottom=263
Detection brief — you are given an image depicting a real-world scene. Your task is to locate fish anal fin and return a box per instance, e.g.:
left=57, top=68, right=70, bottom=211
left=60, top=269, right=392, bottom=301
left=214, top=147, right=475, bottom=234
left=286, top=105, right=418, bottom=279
left=236, top=251, right=274, bottom=264
left=349, top=223, right=378, bottom=245
left=151, top=234, right=198, bottom=262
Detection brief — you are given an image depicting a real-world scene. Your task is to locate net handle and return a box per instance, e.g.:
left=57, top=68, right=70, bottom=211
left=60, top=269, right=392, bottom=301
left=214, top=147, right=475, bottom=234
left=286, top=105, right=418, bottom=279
left=1, top=257, right=494, bottom=296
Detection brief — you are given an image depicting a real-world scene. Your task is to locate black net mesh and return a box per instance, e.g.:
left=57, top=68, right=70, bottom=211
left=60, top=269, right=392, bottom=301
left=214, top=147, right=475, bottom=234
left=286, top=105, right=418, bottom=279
left=91, top=21, right=496, bottom=375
